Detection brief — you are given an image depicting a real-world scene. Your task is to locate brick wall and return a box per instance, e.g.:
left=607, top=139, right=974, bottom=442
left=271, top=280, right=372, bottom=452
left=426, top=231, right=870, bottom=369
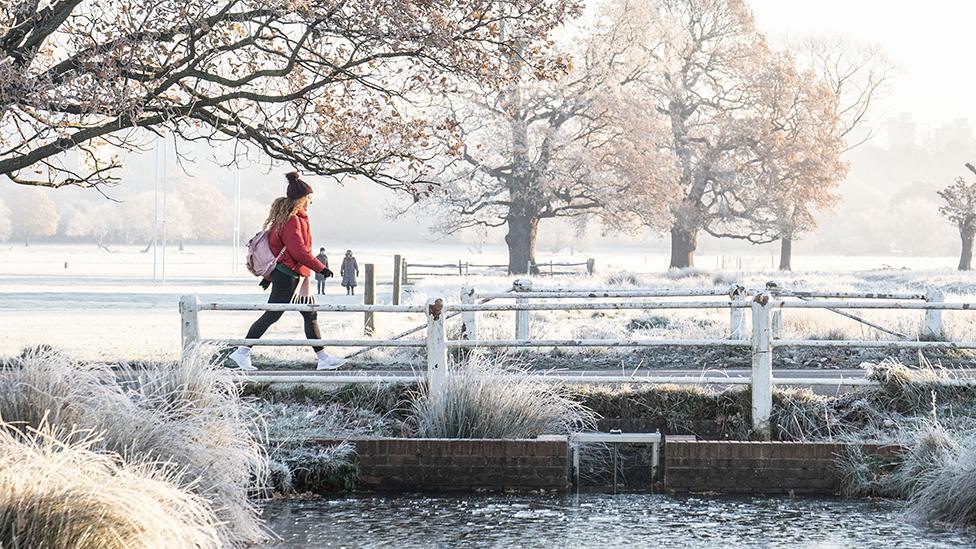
left=315, top=437, right=570, bottom=493
left=664, top=441, right=903, bottom=495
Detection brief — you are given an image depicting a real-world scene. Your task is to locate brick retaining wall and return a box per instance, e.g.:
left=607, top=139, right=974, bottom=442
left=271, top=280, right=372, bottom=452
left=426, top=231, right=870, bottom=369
left=664, top=441, right=903, bottom=495
left=315, top=437, right=570, bottom=492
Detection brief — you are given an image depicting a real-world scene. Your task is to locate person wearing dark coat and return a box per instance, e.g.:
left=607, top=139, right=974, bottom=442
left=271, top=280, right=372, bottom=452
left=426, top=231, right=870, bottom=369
left=315, top=248, right=329, bottom=295
left=340, top=250, right=359, bottom=295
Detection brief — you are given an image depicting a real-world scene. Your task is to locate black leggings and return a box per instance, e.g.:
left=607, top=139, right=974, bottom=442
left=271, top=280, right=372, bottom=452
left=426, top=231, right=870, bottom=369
left=245, top=269, right=322, bottom=352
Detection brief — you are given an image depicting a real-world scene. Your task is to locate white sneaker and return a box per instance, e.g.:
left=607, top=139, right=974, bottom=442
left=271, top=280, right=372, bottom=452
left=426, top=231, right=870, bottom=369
left=229, top=347, right=257, bottom=371
left=316, top=351, right=347, bottom=370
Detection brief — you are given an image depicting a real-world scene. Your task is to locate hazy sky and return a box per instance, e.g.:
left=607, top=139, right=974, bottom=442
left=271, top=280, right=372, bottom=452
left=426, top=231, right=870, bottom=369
left=750, top=0, right=975, bottom=126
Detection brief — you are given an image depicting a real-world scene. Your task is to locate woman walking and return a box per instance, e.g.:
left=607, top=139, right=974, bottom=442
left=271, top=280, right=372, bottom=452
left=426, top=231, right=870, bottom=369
left=315, top=248, right=329, bottom=295
left=229, top=172, right=345, bottom=371
left=340, top=250, right=359, bottom=295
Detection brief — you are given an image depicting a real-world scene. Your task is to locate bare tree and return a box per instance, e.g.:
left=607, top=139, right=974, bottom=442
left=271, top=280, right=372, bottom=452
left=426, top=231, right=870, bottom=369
left=5, top=188, right=59, bottom=245
left=175, top=177, right=232, bottom=244
left=419, top=14, right=674, bottom=274
left=770, top=38, right=889, bottom=270
left=702, top=53, right=850, bottom=271
left=0, top=0, right=579, bottom=193
left=938, top=163, right=976, bottom=271
left=65, top=202, right=122, bottom=251
left=606, top=0, right=776, bottom=268
left=605, top=0, right=884, bottom=270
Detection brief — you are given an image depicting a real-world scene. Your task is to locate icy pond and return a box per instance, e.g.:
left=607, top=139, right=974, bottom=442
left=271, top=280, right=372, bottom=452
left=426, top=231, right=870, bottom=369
left=263, top=494, right=976, bottom=548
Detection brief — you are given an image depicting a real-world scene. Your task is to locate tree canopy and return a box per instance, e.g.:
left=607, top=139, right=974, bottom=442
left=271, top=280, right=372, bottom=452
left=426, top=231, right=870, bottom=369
left=0, top=0, right=579, bottom=193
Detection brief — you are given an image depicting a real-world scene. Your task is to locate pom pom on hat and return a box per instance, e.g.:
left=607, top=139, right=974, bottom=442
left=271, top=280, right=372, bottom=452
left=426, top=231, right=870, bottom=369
left=285, top=171, right=313, bottom=199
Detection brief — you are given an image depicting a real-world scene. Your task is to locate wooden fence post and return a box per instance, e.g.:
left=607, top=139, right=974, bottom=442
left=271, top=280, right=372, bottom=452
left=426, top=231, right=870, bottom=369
left=586, top=258, right=596, bottom=275
left=426, top=298, right=448, bottom=395
left=401, top=257, right=409, bottom=286
left=751, top=293, right=773, bottom=440
left=923, top=288, right=945, bottom=340
left=179, top=295, right=200, bottom=360
left=392, top=254, right=402, bottom=306
left=729, top=284, right=748, bottom=339
left=364, top=263, right=375, bottom=336
left=514, top=279, right=533, bottom=339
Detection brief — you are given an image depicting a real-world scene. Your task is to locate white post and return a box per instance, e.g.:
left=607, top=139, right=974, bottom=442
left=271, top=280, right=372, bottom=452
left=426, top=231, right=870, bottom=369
left=770, top=310, right=783, bottom=340
left=426, top=298, right=448, bottom=395
left=766, top=281, right=782, bottom=340
left=923, top=288, right=945, bottom=340
left=179, top=295, right=200, bottom=359
left=729, top=284, right=748, bottom=339
left=751, top=294, right=773, bottom=440
left=513, top=278, right=533, bottom=340
left=460, top=286, right=477, bottom=342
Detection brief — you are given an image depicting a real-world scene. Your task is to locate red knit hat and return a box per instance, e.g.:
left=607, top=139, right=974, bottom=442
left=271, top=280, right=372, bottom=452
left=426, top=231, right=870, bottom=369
left=285, top=172, right=313, bottom=199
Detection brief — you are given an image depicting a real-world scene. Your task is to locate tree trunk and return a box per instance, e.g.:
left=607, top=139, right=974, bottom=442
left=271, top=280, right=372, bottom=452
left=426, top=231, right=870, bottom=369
left=141, top=241, right=153, bottom=253
left=668, top=225, right=698, bottom=269
left=505, top=215, right=540, bottom=275
left=778, top=236, right=793, bottom=271
left=959, top=230, right=974, bottom=271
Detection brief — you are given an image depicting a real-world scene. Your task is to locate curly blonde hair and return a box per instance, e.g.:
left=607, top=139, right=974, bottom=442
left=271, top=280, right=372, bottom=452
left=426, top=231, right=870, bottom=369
left=262, top=196, right=308, bottom=231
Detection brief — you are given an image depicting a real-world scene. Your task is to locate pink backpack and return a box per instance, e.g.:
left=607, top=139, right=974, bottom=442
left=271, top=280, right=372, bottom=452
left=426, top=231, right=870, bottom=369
left=245, top=230, right=285, bottom=278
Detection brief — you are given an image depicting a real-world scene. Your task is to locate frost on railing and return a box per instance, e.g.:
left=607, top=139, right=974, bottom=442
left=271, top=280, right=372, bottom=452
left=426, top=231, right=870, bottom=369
left=179, top=281, right=973, bottom=440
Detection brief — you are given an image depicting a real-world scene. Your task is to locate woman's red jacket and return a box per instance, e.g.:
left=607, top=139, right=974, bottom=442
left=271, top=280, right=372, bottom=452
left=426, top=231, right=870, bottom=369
left=269, top=210, right=325, bottom=277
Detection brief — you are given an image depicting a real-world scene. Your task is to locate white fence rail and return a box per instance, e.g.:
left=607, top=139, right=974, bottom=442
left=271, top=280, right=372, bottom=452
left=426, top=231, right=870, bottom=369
left=179, top=281, right=975, bottom=440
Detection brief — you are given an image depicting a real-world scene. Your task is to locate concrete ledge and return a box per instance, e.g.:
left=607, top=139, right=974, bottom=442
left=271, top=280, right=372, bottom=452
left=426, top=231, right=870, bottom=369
left=664, top=440, right=904, bottom=495
left=315, top=437, right=570, bottom=492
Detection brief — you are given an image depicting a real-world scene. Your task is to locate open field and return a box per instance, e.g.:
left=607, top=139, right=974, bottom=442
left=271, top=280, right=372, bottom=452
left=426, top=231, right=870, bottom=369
left=2, top=243, right=975, bottom=367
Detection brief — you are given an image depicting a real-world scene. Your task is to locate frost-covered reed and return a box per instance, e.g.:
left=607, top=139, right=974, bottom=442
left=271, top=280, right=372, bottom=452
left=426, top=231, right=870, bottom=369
left=771, top=358, right=976, bottom=442
left=837, top=417, right=976, bottom=528
left=408, top=355, right=597, bottom=438
left=0, top=421, right=222, bottom=549
left=0, top=345, right=268, bottom=546
left=901, top=426, right=976, bottom=527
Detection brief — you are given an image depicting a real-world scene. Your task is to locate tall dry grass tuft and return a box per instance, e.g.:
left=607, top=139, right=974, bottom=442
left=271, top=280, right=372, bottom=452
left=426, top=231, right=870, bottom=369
left=0, top=420, right=222, bottom=549
left=0, top=345, right=268, bottom=546
left=409, top=356, right=597, bottom=439
left=773, top=358, right=976, bottom=442
left=837, top=418, right=976, bottom=527
left=904, top=427, right=976, bottom=527
left=885, top=419, right=958, bottom=499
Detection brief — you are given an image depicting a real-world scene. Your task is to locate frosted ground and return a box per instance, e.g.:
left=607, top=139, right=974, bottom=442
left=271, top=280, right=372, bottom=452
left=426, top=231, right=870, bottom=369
left=1, top=243, right=974, bottom=365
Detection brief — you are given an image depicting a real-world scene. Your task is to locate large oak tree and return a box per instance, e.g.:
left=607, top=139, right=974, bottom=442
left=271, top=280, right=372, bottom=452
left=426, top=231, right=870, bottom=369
left=418, top=12, right=674, bottom=274
left=1, top=0, right=578, bottom=192
left=768, top=39, right=888, bottom=270
left=605, top=0, right=883, bottom=269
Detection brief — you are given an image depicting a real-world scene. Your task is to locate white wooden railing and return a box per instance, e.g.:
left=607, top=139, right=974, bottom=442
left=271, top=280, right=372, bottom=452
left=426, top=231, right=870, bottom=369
left=179, top=281, right=972, bottom=440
